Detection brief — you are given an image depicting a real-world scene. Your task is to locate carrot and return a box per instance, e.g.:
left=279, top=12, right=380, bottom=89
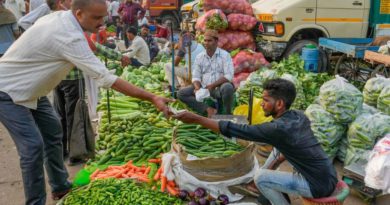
left=167, top=180, right=176, bottom=187
left=90, top=169, right=100, bottom=179
left=161, top=176, right=167, bottom=192
left=166, top=185, right=179, bottom=196
left=148, top=159, right=162, bottom=164
left=153, top=167, right=162, bottom=181
left=135, top=176, right=150, bottom=183
left=144, top=166, right=151, bottom=175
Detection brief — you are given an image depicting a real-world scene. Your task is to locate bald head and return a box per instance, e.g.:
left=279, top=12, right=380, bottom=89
left=71, top=0, right=106, bottom=11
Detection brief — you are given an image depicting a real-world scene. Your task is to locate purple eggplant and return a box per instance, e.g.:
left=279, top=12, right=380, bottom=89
left=198, top=198, right=210, bottom=205
left=217, top=194, right=229, bottom=205
left=188, top=200, right=199, bottom=205
left=179, top=190, right=190, bottom=200
left=194, top=187, right=207, bottom=198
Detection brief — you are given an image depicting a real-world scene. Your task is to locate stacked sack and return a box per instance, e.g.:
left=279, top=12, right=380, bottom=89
left=196, top=0, right=257, bottom=51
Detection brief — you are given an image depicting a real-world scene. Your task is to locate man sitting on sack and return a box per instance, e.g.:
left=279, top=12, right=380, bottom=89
left=173, top=78, right=338, bottom=205
left=164, top=30, right=205, bottom=89
left=177, top=29, right=235, bottom=117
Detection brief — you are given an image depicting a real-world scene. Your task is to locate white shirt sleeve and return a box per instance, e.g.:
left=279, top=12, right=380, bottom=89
left=191, top=54, right=202, bottom=83
left=62, top=37, right=118, bottom=88
left=18, top=4, right=50, bottom=30
left=125, top=38, right=141, bottom=59
left=223, top=53, right=234, bottom=82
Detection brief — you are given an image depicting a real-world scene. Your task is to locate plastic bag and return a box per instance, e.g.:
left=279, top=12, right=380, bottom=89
left=365, top=134, right=390, bottom=193
left=227, top=14, right=257, bottom=31
left=195, top=9, right=228, bottom=32
left=195, top=88, right=210, bottom=102
left=363, top=76, right=390, bottom=107
left=218, top=30, right=255, bottom=51
left=281, top=74, right=306, bottom=110
left=319, top=76, right=363, bottom=124
left=336, top=136, right=348, bottom=162
left=345, top=113, right=390, bottom=165
left=377, top=85, right=390, bottom=115
left=233, top=50, right=269, bottom=74
left=203, top=0, right=253, bottom=16
left=361, top=103, right=379, bottom=115
left=305, top=104, right=346, bottom=158
left=233, top=97, right=273, bottom=125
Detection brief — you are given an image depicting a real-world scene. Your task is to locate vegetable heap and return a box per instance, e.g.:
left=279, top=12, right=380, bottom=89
left=345, top=113, right=390, bottom=165
left=195, top=9, right=228, bottom=32
left=175, top=124, right=244, bottom=158
left=63, top=178, right=183, bottom=205
left=377, top=85, right=390, bottom=115
left=304, top=104, right=346, bottom=158
left=319, top=76, right=363, bottom=124
left=363, top=76, right=390, bottom=107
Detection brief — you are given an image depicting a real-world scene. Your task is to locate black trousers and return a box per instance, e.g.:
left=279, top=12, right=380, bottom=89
left=53, top=80, right=84, bottom=156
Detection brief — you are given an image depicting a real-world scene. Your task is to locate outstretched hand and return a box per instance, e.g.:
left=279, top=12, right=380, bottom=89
left=172, top=111, right=201, bottom=124
left=152, top=96, right=175, bottom=118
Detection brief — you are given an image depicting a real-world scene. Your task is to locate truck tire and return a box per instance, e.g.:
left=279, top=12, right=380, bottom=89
left=161, top=14, right=179, bottom=30
left=283, top=39, right=328, bottom=73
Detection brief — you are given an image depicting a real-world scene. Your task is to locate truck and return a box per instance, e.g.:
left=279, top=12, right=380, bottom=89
left=148, top=0, right=193, bottom=29
left=181, top=0, right=390, bottom=63
left=252, top=0, right=390, bottom=61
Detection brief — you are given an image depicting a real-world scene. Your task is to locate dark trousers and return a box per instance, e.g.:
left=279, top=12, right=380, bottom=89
left=0, top=92, right=71, bottom=205
left=53, top=80, right=83, bottom=157
left=177, top=82, right=235, bottom=115
left=123, top=22, right=138, bottom=47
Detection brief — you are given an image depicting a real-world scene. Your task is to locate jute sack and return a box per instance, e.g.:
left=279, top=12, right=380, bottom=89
left=172, top=135, right=255, bottom=182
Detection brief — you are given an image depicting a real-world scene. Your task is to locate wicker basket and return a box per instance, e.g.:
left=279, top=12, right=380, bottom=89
left=301, top=181, right=350, bottom=205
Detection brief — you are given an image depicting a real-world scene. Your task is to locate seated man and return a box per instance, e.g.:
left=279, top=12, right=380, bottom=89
left=177, top=30, right=234, bottom=117
left=173, top=78, right=338, bottom=205
left=153, top=18, right=169, bottom=44
left=123, top=26, right=150, bottom=67
left=140, top=24, right=159, bottom=61
left=165, top=30, right=205, bottom=88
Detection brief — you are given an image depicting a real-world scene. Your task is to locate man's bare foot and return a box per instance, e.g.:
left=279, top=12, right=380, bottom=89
left=206, top=107, right=217, bottom=118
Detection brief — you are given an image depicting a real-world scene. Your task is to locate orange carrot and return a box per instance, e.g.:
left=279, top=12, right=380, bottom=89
left=90, top=169, right=100, bottom=179
left=144, top=166, right=151, bottom=175
left=153, top=167, right=162, bottom=181
left=161, top=176, right=167, bottom=192
left=166, top=185, right=179, bottom=196
left=167, top=180, right=176, bottom=187
left=148, top=159, right=162, bottom=164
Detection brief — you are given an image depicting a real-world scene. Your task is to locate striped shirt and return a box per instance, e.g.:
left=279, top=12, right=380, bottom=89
left=192, top=48, right=234, bottom=87
left=0, top=10, right=117, bottom=109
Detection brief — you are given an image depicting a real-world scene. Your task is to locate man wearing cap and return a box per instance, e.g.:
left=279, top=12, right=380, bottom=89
left=140, top=24, right=159, bottom=62
left=177, top=29, right=235, bottom=117
left=124, top=26, right=150, bottom=67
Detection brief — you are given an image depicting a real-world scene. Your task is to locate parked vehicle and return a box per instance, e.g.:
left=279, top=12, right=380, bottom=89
left=148, top=0, right=193, bottom=29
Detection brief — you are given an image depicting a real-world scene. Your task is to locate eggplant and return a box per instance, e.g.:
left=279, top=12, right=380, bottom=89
left=188, top=200, right=199, bottom=205
left=198, top=198, right=210, bottom=205
left=179, top=190, right=190, bottom=200
left=194, top=187, right=207, bottom=198
left=217, top=194, right=229, bottom=205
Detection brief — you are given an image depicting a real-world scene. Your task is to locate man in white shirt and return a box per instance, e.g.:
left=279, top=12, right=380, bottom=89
left=109, top=0, right=120, bottom=23
left=18, top=0, right=57, bottom=31
left=177, top=29, right=235, bottom=117
left=124, top=26, right=150, bottom=67
left=29, top=0, right=45, bottom=12
left=165, top=30, right=205, bottom=89
left=0, top=0, right=171, bottom=204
